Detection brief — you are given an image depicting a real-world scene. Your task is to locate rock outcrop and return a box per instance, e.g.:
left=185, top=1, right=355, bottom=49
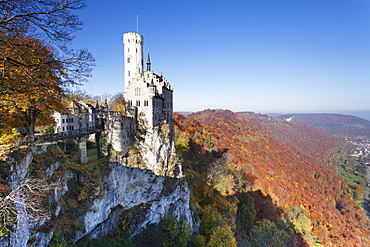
left=76, top=163, right=191, bottom=241
left=0, top=123, right=193, bottom=246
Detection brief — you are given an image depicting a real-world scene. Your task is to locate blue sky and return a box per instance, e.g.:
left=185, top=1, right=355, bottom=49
left=72, top=0, right=370, bottom=116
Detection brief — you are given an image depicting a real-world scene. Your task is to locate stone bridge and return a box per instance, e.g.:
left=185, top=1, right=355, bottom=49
left=39, top=125, right=103, bottom=164
left=39, top=126, right=103, bottom=142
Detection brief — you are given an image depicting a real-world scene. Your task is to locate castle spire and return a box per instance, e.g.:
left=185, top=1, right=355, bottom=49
left=146, top=49, right=151, bottom=71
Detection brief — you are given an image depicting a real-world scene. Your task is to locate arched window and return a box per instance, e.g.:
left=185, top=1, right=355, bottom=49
left=127, top=57, right=130, bottom=63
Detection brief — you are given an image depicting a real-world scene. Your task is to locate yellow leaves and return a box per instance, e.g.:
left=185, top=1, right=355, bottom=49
left=292, top=213, right=313, bottom=233
left=294, top=181, right=299, bottom=188
left=174, top=127, right=190, bottom=153
left=213, top=174, right=235, bottom=196
left=0, top=126, right=21, bottom=145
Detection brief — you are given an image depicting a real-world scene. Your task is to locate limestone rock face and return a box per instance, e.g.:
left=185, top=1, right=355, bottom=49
left=125, top=123, right=181, bottom=177
left=0, top=124, right=192, bottom=246
left=76, top=162, right=192, bottom=241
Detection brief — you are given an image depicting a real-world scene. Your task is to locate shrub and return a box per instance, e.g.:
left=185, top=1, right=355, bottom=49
left=249, top=219, right=290, bottom=247
left=41, top=125, right=55, bottom=136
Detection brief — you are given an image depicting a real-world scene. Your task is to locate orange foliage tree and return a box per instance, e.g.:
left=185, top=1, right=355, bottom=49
left=0, top=36, right=65, bottom=141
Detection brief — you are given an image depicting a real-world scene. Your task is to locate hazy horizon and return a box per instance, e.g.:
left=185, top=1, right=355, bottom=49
left=174, top=109, right=370, bottom=121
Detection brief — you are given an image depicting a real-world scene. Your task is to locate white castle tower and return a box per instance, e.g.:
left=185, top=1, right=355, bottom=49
left=123, top=32, right=144, bottom=86
left=123, top=32, right=173, bottom=128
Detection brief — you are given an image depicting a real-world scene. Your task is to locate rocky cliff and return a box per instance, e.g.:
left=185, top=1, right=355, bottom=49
left=0, top=123, right=193, bottom=246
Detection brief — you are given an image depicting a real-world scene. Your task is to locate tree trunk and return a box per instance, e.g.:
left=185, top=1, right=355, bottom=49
left=23, top=101, right=37, bottom=142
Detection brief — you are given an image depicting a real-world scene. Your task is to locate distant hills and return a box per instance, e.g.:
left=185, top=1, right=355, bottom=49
left=285, top=113, right=370, bottom=138
left=178, top=111, right=370, bottom=139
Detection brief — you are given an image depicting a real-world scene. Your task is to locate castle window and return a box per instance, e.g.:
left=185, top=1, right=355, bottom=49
left=135, top=87, right=141, bottom=96
left=128, top=71, right=130, bottom=76
left=139, top=112, right=145, bottom=117
left=128, top=100, right=132, bottom=106
left=127, top=57, right=130, bottom=63
left=128, top=48, right=130, bottom=52
left=144, top=100, right=148, bottom=106
left=136, top=100, right=140, bottom=106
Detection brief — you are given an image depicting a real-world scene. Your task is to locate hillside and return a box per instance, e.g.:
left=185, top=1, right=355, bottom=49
left=174, top=109, right=370, bottom=246
left=288, top=113, right=370, bottom=138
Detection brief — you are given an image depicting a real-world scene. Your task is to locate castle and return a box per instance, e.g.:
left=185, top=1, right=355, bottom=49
left=123, top=32, right=173, bottom=127
left=53, top=32, right=174, bottom=156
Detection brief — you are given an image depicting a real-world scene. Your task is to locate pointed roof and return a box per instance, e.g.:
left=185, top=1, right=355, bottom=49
left=146, top=49, right=151, bottom=71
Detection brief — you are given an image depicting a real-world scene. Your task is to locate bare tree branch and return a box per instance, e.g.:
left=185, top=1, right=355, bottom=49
left=0, top=0, right=87, bottom=47
left=0, top=178, right=55, bottom=234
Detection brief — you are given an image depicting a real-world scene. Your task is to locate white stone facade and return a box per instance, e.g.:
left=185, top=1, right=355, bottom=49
left=123, top=32, right=173, bottom=128
left=53, top=101, right=96, bottom=133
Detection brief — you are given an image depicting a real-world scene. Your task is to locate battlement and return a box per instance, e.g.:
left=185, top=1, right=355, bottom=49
left=123, top=32, right=143, bottom=39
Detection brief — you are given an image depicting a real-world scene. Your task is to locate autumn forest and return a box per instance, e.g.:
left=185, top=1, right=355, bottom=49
left=174, top=109, right=370, bottom=246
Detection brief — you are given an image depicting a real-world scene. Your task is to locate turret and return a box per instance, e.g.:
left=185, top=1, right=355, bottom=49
left=123, top=32, right=144, bottom=91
